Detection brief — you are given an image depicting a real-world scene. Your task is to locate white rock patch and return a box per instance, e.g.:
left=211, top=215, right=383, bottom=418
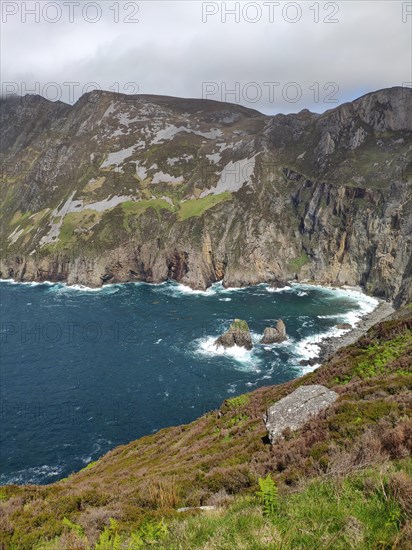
left=151, top=171, right=184, bottom=185
left=100, top=145, right=136, bottom=168
left=200, top=156, right=257, bottom=197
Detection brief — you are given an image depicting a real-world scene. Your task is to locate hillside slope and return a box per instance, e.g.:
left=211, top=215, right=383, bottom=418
left=1, top=87, right=411, bottom=305
left=1, top=308, right=411, bottom=548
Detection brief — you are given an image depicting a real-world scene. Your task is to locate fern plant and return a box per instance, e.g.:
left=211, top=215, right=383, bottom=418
left=257, top=474, right=278, bottom=516
left=95, top=518, right=122, bottom=550
left=62, top=517, right=85, bottom=537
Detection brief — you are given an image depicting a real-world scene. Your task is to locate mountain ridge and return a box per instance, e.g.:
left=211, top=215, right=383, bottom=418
left=1, top=86, right=411, bottom=305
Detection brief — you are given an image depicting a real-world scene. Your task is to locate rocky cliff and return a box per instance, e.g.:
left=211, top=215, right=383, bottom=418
left=1, top=87, right=411, bottom=305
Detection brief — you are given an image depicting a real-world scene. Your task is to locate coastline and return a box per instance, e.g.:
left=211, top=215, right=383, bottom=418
left=1, top=276, right=395, bottom=365
left=318, top=299, right=395, bottom=363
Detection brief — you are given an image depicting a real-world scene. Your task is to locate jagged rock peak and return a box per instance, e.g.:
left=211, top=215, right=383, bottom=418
left=260, top=320, right=287, bottom=344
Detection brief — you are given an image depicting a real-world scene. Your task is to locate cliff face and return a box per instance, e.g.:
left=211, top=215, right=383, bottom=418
left=1, top=87, right=411, bottom=304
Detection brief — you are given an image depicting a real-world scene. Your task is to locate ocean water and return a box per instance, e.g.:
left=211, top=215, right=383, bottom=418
left=0, top=280, right=378, bottom=485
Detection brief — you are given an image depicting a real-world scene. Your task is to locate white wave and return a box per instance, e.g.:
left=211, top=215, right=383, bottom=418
left=155, top=281, right=244, bottom=298
left=46, top=283, right=120, bottom=294
left=0, top=279, right=55, bottom=287
left=0, top=464, right=64, bottom=485
left=265, top=285, right=293, bottom=293
left=318, top=314, right=340, bottom=319
left=0, top=278, right=120, bottom=294
left=194, top=336, right=262, bottom=370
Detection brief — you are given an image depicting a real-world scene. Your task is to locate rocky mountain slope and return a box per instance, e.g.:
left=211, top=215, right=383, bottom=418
left=1, top=87, right=411, bottom=305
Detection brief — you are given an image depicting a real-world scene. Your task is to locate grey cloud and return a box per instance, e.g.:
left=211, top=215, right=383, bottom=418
left=1, top=0, right=411, bottom=114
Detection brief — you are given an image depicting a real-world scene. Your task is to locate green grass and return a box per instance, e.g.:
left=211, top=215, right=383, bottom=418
left=289, top=251, right=310, bottom=272
left=230, top=319, right=249, bottom=333
left=121, top=199, right=174, bottom=215
left=334, top=328, right=412, bottom=384
left=353, top=331, right=412, bottom=379
left=226, top=394, right=250, bottom=410
left=158, top=461, right=410, bottom=550
left=58, top=210, right=101, bottom=244
left=121, top=199, right=174, bottom=231
left=177, top=192, right=232, bottom=221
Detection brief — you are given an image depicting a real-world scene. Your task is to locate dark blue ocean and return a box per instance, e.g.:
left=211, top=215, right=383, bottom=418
left=0, top=280, right=378, bottom=485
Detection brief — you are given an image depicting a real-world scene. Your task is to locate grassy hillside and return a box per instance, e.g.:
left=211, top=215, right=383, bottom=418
left=0, top=311, right=411, bottom=549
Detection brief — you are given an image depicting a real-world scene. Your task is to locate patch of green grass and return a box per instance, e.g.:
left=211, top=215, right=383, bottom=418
left=58, top=210, right=101, bottom=244
left=226, top=394, right=250, bottom=410
left=288, top=251, right=310, bottom=272
left=121, top=198, right=174, bottom=215
left=178, top=192, right=232, bottom=220
left=228, top=413, right=250, bottom=428
left=121, top=199, right=174, bottom=231
left=10, top=210, right=32, bottom=226
left=230, top=319, right=249, bottom=332
left=81, top=460, right=97, bottom=472
left=352, top=332, right=412, bottom=379
left=160, top=461, right=410, bottom=549
left=334, top=330, right=412, bottom=384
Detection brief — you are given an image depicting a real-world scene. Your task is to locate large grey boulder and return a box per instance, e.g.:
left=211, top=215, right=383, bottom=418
left=260, top=320, right=287, bottom=344
left=264, top=385, right=338, bottom=444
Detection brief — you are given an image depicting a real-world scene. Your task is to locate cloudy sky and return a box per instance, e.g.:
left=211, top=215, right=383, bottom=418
left=1, top=0, right=411, bottom=114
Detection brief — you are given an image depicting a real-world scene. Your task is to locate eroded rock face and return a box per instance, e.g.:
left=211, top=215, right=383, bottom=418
left=215, top=319, right=253, bottom=350
left=264, top=384, right=338, bottom=444
left=260, top=320, right=287, bottom=344
left=1, top=87, right=411, bottom=306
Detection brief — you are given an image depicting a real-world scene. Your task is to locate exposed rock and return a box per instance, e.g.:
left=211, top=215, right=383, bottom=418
left=299, top=358, right=318, bottom=367
left=260, top=320, right=287, bottom=344
left=264, top=384, right=338, bottom=444
left=177, top=506, right=217, bottom=513
left=269, top=279, right=288, bottom=289
left=336, top=323, right=352, bottom=330
left=215, top=319, right=253, bottom=350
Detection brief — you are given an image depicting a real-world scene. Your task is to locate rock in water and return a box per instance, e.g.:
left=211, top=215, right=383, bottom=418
left=264, top=384, right=338, bottom=444
left=260, top=320, right=287, bottom=344
left=215, top=319, right=253, bottom=350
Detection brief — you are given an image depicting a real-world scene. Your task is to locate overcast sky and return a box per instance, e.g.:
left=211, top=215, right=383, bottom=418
left=1, top=0, right=411, bottom=114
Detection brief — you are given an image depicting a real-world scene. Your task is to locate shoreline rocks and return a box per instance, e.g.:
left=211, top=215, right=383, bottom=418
left=336, top=323, right=352, bottom=330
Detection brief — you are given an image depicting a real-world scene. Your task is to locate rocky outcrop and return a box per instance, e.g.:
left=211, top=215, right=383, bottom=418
left=264, top=384, right=338, bottom=444
left=1, top=87, right=411, bottom=305
left=215, top=319, right=253, bottom=350
left=260, top=320, right=287, bottom=344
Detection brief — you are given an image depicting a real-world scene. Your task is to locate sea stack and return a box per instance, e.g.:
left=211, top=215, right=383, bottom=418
left=215, top=319, right=253, bottom=350
left=260, top=320, right=287, bottom=344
